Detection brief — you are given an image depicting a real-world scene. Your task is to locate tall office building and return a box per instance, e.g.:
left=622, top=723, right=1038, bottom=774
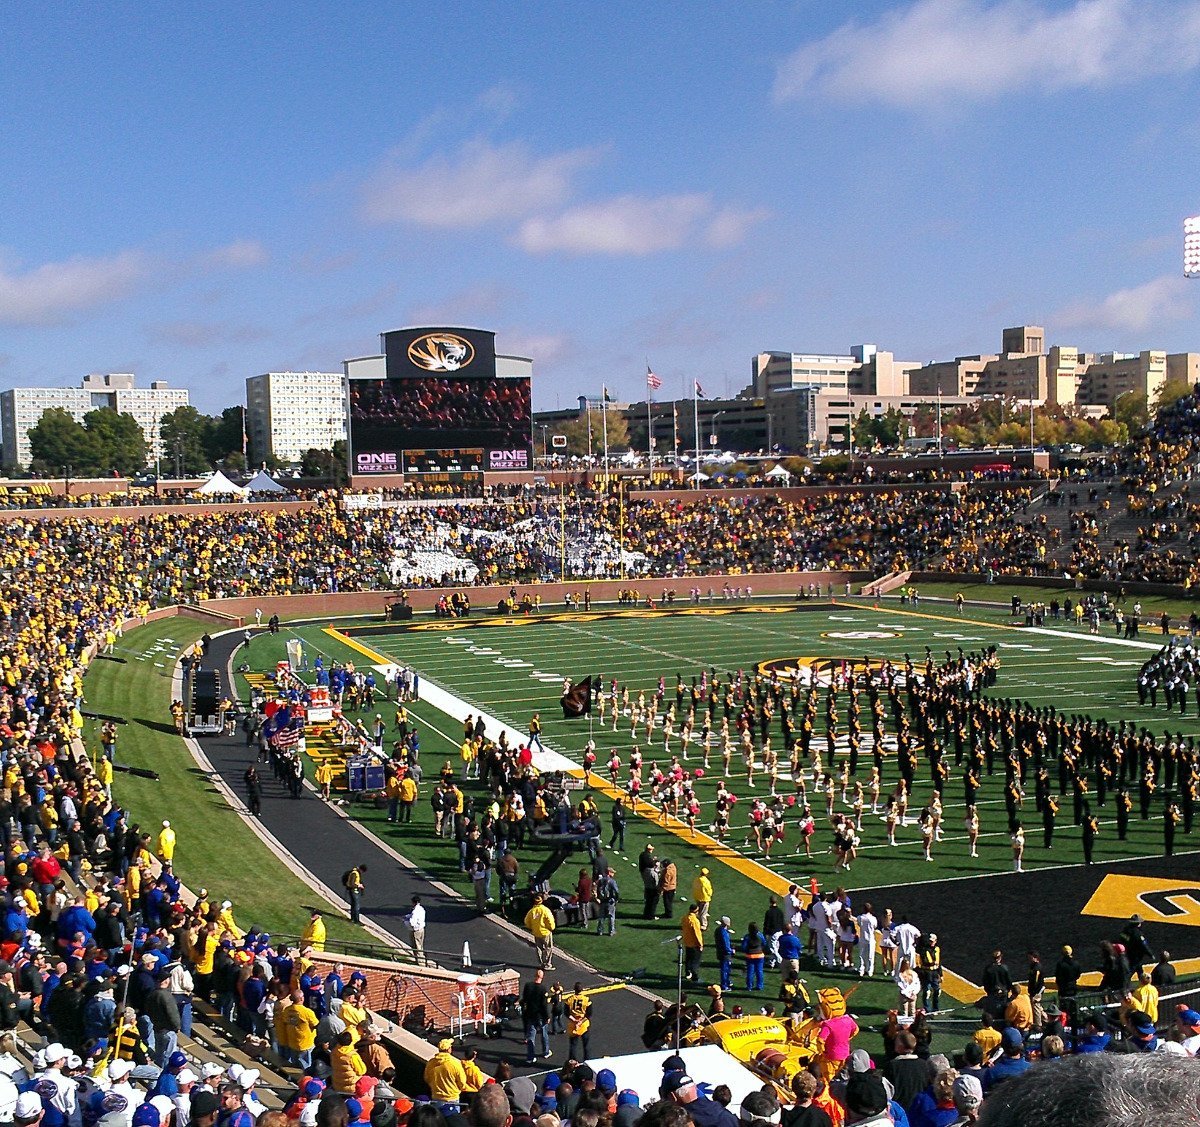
left=245, top=371, right=346, bottom=464
left=0, top=373, right=188, bottom=469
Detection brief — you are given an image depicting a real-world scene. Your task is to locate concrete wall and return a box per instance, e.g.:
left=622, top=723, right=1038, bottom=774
left=0, top=500, right=318, bottom=523
left=199, top=570, right=867, bottom=624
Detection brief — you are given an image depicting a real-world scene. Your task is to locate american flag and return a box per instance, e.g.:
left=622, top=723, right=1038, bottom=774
left=694, top=381, right=708, bottom=399
left=273, top=725, right=301, bottom=748
left=646, top=366, right=662, bottom=391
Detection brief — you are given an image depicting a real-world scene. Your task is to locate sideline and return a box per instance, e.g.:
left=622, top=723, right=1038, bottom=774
left=232, top=630, right=661, bottom=1003
left=176, top=631, right=406, bottom=952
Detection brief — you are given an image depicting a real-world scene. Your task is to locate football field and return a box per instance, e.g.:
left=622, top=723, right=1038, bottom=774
left=253, top=598, right=1200, bottom=1010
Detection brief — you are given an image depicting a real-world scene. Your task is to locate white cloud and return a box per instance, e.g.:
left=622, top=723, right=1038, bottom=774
left=200, top=239, right=269, bottom=270
left=515, top=194, right=765, bottom=256
left=360, top=139, right=600, bottom=228
left=775, top=0, right=1200, bottom=108
left=0, top=249, right=151, bottom=326
left=1056, top=274, right=1194, bottom=334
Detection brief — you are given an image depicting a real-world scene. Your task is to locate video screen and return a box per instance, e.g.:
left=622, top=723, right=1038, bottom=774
left=349, top=375, right=532, bottom=462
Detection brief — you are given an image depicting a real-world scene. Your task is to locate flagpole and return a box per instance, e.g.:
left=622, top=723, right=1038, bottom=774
left=586, top=401, right=594, bottom=467
left=647, top=393, right=653, bottom=474
left=693, top=383, right=702, bottom=490
left=602, top=387, right=610, bottom=481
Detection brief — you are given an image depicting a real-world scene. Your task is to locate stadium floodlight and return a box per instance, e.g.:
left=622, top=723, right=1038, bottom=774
left=1186, top=215, right=1200, bottom=278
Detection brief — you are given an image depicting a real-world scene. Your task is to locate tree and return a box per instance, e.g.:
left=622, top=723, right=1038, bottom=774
left=1154, top=379, right=1193, bottom=413
left=28, top=409, right=102, bottom=475
left=1113, top=390, right=1149, bottom=430
left=83, top=409, right=146, bottom=474
left=554, top=409, right=631, bottom=457
left=159, top=406, right=212, bottom=476
left=204, top=406, right=246, bottom=465
left=300, top=444, right=348, bottom=484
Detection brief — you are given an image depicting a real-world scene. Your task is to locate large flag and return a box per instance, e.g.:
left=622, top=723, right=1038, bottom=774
left=561, top=676, right=593, bottom=719
left=694, top=380, right=708, bottom=399
left=601, top=386, right=615, bottom=403
left=646, top=367, right=663, bottom=391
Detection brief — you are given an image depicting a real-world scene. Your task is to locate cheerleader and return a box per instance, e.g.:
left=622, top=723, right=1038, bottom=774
left=721, top=734, right=733, bottom=777
left=839, top=760, right=851, bottom=805
left=680, top=716, right=693, bottom=760
left=608, top=752, right=622, bottom=786
left=700, top=718, right=712, bottom=768
left=662, top=713, right=675, bottom=753
left=583, top=738, right=597, bottom=783
left=630, top=746, right=643, bottom=782
left=649, top=762, right=665, bottom=802
left=895, top=785, right=909, bottom=827
left=810, top=744, right=824, bottom=786
left=824, top=774, right=836, bottom=817
left=597, top=690, right=608, bottom=724
left=930, top=793, right=944, bottom=841
left=869, top=767, right=881, bottom=813
left=620, top=686, right=630, bottom=717
left=965, top=803, right=980, bottom=858
left=797, top=805, right=816, bottom=857
left=885, top=800, right=898, bottom=847
left=630, top=700, right=642, bottom=738
left=851, top=782, right=865, bottom=831
left=879, top=908, right=898, bottom=976
left=1011, top=821, right=1025, bottom=872
left=762, top=811, right=778, bottom=858
left=743, top=731, right=756, bottom=788
left=685, top=795, right=700, bottom=838
left=712, top=804, right=730, bottom=841
left=920, top=807, right=935, bottom=862
left=789, top=738, right=802, bottom=780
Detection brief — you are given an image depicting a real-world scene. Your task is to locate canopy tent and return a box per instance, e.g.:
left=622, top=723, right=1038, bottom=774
left=193, top=470, right=248, bottom=497
left=689, top=470, right=710, bottom=482
left=245, top=469, right=287, bottom=494
left=764, top=463, right=792, bottom=479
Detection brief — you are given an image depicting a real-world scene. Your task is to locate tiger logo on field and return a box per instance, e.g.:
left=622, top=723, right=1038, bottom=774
left=408, top=333, right=474, bottom=372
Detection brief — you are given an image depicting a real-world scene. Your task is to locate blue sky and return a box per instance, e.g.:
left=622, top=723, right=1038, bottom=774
left=2, top=0, right=1199, bottom=412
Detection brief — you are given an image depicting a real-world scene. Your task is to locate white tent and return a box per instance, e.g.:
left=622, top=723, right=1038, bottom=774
left=245, top=469, right=287, bottom=494
left=764, top=463, right=792, bottom=479
left=193, top=470, right=248, bottom=497
left=689, top=470, right=710, bottom=482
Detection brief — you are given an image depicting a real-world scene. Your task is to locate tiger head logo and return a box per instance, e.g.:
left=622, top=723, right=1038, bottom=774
left=408, top=333, right=474, bottom=372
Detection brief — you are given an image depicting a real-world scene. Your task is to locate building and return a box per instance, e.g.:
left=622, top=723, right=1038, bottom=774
left=1076, top=351, right=1166, bottom=409
left=246, top=371, right=346, bottom=464
left=0, top=373, right=188, bottom=470
left=752, top=345, right=920, bottom=398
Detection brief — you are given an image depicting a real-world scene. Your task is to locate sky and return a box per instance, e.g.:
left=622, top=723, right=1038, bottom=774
left=1, top=0, right=1200, bottom=413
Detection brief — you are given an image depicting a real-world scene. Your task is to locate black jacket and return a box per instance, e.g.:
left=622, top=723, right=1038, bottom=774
left=519, top=982, right=549, bottom=1023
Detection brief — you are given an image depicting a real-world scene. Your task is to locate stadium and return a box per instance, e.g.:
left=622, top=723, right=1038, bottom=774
left=4, top=363, right=1200, bottom=1120
left=7, top=7, right=1200, bottom=1123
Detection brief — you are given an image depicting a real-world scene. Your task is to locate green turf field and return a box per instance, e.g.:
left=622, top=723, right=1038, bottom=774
left=235, top=598, right=1200, bottom=1016
left=84, top=619, right=364, bottom=948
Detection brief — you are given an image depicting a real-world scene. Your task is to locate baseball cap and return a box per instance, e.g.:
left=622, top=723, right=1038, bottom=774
left=952, top=1074, right=983, bottom=1113
left=44, top=1042, right=67, bottom=1062
left=177, top=1069, right=198, bottom=1087
left=1131, top=1013, right=1156, bottom=1036
left=596, top=1069, right=617, bottom=1094
left=1179, top=1006, right=1200, bottom=1032
left=303, top=1081, right=325, bottom=1099
left=168, top=1051, right=188, bottom=1070
left=108, top=1059, right=134, bottom=1081
left=200, top=1062, right=225, bottom=1080
left=848, top=1048, right=874, bottom=1073
left=617, top=1090, right=640, bottom=1108
left=661, top=1054, right=686, bottom=1073
left=345, top=1099, right=365, bottom=1121
left=661, top=1073, right=694, bottom=1097
left=14, top=1093, right=43, bottom=1122
left=1001, top=1027, right=1024, bottom=1050
left=132, top=1104, right=161, bottom=1127
left=190, top=1092, right=220, bottom=1119
left=542, top=1075, right=561, bottom=1092
left=845, top=1072, right=889, bottom=1117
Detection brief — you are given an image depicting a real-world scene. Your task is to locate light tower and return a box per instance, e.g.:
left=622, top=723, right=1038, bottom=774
left=1186, top=215, right=1200, bottom=278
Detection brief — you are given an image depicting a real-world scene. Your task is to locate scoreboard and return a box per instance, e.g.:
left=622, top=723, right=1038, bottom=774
left=347, top=326, right=533, bottom=476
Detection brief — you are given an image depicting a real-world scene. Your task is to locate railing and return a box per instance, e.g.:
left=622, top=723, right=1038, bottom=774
left=272, top=933, right=509, bottom=973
